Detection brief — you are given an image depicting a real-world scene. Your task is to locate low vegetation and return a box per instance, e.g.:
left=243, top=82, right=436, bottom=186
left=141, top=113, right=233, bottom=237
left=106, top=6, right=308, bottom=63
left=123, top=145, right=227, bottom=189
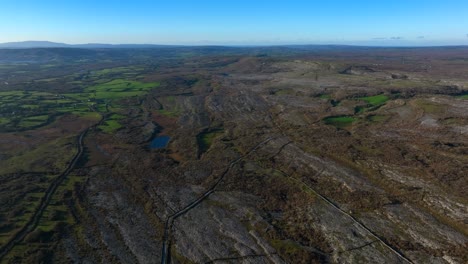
left=323, top=116, right=356, bottom=128
left=197, top=129, right=224, bottom=154
left=358, top=94, right=389, bottom=106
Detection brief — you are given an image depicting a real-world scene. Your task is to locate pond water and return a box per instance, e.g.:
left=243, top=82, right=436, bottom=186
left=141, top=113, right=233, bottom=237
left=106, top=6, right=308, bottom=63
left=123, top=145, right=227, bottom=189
left=149, top=135, right=171, bottom=149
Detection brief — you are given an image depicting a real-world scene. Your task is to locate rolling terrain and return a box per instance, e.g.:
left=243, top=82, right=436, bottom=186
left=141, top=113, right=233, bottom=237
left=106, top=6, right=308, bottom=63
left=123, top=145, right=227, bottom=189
left=0, top=46, right=467, bottom=264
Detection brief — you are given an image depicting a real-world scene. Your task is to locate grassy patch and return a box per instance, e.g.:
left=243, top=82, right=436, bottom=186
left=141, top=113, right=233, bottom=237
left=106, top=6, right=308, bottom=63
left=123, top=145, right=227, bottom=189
left=99, top=120, right=122, bottom=133
left=323, top=116, right=356, bottom=128
left=93, top=91, right=146, bottom=99
left=414, top=99, right=445, bottom=114
left=61, top=174, right=86, bottom=191
left=197, top=129, right=224, bottom=153
left=353, top=94, right=390, bottom=114
left=62, top=93, right=90, bottom=101
left=110, top=114, right=125, bottom=120
left=86, top=79, right=159, bottom=100
left=17, top=120, right=44, bottom=128
left=0, top=117, right=10, bottom=125
left=23, top=115, right=49, bottom=122
left=157, top=109, right=181, bottom=118
left=91, top=66, right=144, bottom=77
left=0, top=137, right=75, bottom=175
left=21, top=104, right=40, bottom=109
left=16, top=115, right=50, bottom=128
left=358, top=94, right=389, bottom=106
left=87, top=79, right=159, bottom=92
left=0, top=90, right=26, bottom=97
left=274, top=89, right=294, bottom=95
left=0, top=79, right=158, bottom=132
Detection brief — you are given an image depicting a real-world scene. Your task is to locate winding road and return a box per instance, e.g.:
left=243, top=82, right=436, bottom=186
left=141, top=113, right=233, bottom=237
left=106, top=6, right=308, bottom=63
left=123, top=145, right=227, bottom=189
left=0, top=117, right=104, bottom=261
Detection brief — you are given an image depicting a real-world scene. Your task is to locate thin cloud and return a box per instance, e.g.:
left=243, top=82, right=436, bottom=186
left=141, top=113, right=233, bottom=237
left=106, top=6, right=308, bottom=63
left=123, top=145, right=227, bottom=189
left=417, top=36, right=425, bottom=39
left=390, top=37, right=403, bottom=40
left=372, top=37, right=386, bottom=40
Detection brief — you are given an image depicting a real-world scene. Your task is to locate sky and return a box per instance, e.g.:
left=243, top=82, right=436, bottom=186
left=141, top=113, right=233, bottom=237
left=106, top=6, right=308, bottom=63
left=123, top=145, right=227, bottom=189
left=1, top=0, right=468, bottom=46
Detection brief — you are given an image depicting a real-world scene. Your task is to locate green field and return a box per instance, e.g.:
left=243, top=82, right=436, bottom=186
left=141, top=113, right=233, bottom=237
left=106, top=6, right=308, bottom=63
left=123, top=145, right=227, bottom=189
left=91, top=66, right=144, bottom=77
left=0, top=90, right=26, bottom=97
left=23, top=115, right=49, bottom=121
left=323, top=116, right=356, bottom=128
left=87, top=79, right=159, bottom=100
left=98, top=114, right=126, bottom=133
left=0, top=78, right=160, bottom=131
left=358, top=94, right=389, bottom=106
left=84, top=79, right=159, bottom=102
left=8, top=115, right=50, bottom=129
left=353, top=94, right=390, bottom=114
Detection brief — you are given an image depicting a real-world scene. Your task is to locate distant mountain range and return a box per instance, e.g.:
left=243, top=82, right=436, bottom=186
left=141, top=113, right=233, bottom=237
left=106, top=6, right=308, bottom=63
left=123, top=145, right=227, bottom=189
left=0, top=41, right=179, bottom=49
left=0, top=41, right=359, bottom=49
left=1, top=41, right=468, bottom=50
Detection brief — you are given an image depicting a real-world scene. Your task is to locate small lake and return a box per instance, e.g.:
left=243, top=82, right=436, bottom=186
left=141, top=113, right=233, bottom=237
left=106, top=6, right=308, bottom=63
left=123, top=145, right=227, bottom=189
left=149, top=135, right=171, bottom=149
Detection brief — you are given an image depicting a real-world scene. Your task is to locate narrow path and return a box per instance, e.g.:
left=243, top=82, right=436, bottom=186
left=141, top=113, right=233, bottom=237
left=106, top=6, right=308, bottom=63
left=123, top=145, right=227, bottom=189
left=160, top=137, right=274, bottom=264
left=0, top=117, right=104, bottom=261
left=284, top=173, right=413, bottom=264
left=272, top=138, right=413, bottom=263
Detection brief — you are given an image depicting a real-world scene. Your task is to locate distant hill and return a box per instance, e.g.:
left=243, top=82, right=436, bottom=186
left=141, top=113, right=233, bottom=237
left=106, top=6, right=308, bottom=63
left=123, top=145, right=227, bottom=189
left=0, top=41, right=179, bottom=49
left=0, top=41, right=70, bottom=48
left=2, top=41, right=468, bottom=50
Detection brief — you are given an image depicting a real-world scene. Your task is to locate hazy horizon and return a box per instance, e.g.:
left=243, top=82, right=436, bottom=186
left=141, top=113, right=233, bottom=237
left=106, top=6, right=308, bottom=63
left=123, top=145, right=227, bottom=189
left=3, top=40, right=468, bottom=48
left=1, top=0, right=468, bottom=46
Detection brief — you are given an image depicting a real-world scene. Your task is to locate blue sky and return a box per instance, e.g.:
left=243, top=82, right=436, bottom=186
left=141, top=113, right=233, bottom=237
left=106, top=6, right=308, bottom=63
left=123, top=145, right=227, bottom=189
left=1, top=0, right=468, bottom=46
